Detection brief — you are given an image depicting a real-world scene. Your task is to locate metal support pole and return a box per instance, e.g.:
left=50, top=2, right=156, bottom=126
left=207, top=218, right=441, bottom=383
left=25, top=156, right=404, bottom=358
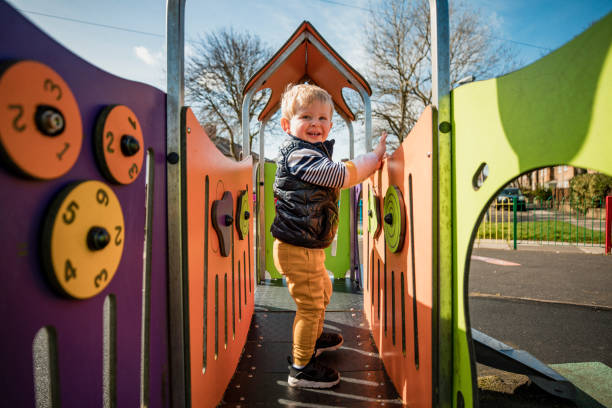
left=257, top=120, right=268, bottom=282
left=242, top=91, right=254, bottom=157
left=166, top=0, right=188, bottom=407
left=513, top=197, right=518, bottom=250
left=349, top=190, right=356, bottom=283
left=363, top=94, right=372, bottom=153
left=343, top=116, right=356, bottom=283
left=606, top=196, right=611, bottom=254
left=429, top=0, right=452, bottom=407
left=342, top=117, right=355, bottom=160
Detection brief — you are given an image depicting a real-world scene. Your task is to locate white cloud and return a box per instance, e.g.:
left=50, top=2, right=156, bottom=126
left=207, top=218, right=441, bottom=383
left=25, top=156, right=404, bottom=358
left=184, top=42, right=195, bottom=59
left=133, top=45, right=163, bottom=66
left=486, top=10, right=505, bottom=33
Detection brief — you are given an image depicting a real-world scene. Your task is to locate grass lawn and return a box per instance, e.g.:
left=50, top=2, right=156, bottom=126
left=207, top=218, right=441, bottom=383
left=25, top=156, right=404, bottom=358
left=477, top=220, right=606, bottom=245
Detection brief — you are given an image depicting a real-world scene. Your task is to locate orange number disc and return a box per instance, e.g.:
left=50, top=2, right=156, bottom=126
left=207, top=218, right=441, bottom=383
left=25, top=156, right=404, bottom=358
left=94, top=105, right=144, bottom=184
left=41, top=180, right=125, bottom=299
left=0, top=60, right=82, bottom=179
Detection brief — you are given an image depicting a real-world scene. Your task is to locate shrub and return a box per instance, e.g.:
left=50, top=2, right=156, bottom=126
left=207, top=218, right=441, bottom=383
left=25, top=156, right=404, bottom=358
left=569, top=173, right=612, bottom=213
left=533, top=187, right=552, bottom=203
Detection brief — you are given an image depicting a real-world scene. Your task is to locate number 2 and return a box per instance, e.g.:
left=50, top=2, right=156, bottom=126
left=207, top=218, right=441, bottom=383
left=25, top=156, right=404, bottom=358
left=114, top=225, right=122, bottom=246
left=8, top=104, right=26, bottom=132
left=106, top=131, right=115, bottom=153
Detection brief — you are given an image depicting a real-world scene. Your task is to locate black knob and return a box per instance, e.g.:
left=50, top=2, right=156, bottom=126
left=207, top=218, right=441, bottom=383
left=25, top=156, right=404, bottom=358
left=224, top=215, right=234, bottom=226
left=368, top=209, right=373, bottom=217
left=87, top=226, right=110, bottom=251
left=120, top=135, right=140, bottom=156
left=167, top=152, right=179, bottom=164
left=439, top=121, right=452, bottom=134
left=35, top=105, right=65, bottom=136
left=244, top=211, right=250, bottom=220
left=384, top=213, right=393, bottom=225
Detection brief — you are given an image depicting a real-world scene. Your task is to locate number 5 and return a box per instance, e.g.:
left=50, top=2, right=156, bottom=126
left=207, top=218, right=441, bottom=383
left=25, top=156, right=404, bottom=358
left=62, top=201, right=79, bottom=224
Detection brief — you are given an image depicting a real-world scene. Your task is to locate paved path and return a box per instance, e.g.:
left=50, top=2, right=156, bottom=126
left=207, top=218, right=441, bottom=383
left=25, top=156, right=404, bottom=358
left=470, top=296, right=612, bottom=367
left=470, top=248, right=612, bottom=307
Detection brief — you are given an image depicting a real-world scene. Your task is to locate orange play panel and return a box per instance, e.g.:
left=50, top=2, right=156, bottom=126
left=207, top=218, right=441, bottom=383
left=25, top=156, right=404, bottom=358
left=363, top=107, right=434, bottom=406
left=184, top=107, right=254, bottom=407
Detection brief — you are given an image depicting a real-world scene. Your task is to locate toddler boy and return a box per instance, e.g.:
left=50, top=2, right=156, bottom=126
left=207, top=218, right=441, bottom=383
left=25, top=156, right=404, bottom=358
left=272, top=83, right=386, bottom=388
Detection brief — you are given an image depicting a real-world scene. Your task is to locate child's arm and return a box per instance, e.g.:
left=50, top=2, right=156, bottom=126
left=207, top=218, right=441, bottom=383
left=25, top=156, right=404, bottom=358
left=342, top=132, right=387, bottom=188
left=285, top=132, right=387, bottom=189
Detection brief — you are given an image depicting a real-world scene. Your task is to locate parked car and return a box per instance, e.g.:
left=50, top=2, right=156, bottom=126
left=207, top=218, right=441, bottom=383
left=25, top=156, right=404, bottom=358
left=495, top=188, right=527, bottom=211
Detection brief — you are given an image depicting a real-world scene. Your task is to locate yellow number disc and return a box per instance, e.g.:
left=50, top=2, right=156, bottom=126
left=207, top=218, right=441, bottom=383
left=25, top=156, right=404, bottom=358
left=0, top=60, right=82, bottom=179
left=41, top=180, right=125, bottom=299
left=94, top=105, right=144, bottom=184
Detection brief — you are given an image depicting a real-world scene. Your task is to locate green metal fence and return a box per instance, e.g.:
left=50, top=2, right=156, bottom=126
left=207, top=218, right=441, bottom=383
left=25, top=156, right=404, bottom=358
left=476, top=196, right=606, bottom=248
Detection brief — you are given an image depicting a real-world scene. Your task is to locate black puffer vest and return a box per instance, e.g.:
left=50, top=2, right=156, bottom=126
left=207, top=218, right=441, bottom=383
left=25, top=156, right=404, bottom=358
left=271, top=136, right=340, bottom=249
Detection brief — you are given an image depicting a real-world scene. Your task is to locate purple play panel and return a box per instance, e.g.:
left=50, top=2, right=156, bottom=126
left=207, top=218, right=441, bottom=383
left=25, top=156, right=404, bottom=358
left=0, top=2, right=169, bottom=407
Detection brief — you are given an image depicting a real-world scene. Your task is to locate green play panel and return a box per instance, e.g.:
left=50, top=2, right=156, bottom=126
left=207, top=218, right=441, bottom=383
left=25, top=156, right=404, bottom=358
left=264, top=162, right=352, bottom=279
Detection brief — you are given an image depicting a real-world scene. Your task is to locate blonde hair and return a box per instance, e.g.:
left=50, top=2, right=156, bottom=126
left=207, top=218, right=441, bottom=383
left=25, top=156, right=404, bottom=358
left=281, top=83, right=333, bottom=120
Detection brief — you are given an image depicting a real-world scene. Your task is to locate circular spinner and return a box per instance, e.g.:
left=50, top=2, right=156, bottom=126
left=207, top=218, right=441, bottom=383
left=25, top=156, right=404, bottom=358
left=94, top=104, right=144, bottom=184
left=41, top=180, right=125, bottom=299
left=383, top=185, right=407, bottom=253
left=236, top=189, right=250, bottom=240
left=0, top=60, right=82, bottom=179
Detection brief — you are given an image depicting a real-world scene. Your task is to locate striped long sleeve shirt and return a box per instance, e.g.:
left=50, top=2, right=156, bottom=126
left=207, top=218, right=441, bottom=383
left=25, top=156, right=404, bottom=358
left=286, top=145, right=382, bottom=189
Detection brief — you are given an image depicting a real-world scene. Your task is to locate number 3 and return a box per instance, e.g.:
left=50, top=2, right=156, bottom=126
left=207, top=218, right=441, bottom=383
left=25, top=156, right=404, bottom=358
left=94, top=269, right=108, bottom=288
left=44, top=78, right=62, bottom=101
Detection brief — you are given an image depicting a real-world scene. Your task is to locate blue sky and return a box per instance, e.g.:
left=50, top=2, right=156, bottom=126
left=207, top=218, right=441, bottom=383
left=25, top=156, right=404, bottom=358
left=6, top=0, right=612, bottom=157
left=8, top=0, right=612, bottom=90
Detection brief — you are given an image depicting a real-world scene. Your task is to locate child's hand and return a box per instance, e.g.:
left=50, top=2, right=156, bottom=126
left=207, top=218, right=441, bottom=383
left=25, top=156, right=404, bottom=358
left=374, top=131, right=387, bottom=161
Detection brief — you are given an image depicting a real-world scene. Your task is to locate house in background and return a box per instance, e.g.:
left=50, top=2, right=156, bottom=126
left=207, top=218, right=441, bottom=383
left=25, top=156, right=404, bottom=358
left=513, top=166, right=602, bottom=200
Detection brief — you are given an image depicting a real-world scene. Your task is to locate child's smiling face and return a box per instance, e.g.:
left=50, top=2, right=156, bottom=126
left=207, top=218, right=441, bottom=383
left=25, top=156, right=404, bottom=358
left=281, top=100, right=333, bottom=144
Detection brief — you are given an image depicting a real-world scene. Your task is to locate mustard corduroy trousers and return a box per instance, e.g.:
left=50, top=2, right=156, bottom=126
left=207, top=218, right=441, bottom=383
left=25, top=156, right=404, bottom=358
left=273, top=239, right=332, bottom=366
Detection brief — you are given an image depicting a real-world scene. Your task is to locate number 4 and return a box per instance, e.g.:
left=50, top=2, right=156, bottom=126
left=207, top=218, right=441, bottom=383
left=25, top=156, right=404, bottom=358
left=65, top=259, right=76, bottom=281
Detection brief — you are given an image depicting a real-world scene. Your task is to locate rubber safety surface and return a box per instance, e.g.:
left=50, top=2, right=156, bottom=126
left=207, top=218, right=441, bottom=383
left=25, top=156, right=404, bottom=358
left=219, top=278, right=403, bottom=407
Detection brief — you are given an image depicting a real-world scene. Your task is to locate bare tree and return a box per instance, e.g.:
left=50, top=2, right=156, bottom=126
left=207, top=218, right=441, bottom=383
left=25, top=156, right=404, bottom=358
left=365, top=0, right=518, bottom=147
left=186, top=28, right=272, bottom=160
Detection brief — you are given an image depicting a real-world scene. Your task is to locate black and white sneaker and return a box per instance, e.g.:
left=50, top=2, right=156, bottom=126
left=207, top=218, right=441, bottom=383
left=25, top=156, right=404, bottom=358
left=314, top=332, right=344, bottom=357
left=288, top=356, right=340, bottom=388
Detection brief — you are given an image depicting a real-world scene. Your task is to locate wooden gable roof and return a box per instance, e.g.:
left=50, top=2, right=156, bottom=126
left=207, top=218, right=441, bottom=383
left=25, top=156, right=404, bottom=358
left=243, top=21, right=371, bottom=121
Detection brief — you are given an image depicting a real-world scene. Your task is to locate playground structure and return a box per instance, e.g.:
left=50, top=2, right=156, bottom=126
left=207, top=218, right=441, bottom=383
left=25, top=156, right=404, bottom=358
left=0, top=0, right=611, bottom=407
